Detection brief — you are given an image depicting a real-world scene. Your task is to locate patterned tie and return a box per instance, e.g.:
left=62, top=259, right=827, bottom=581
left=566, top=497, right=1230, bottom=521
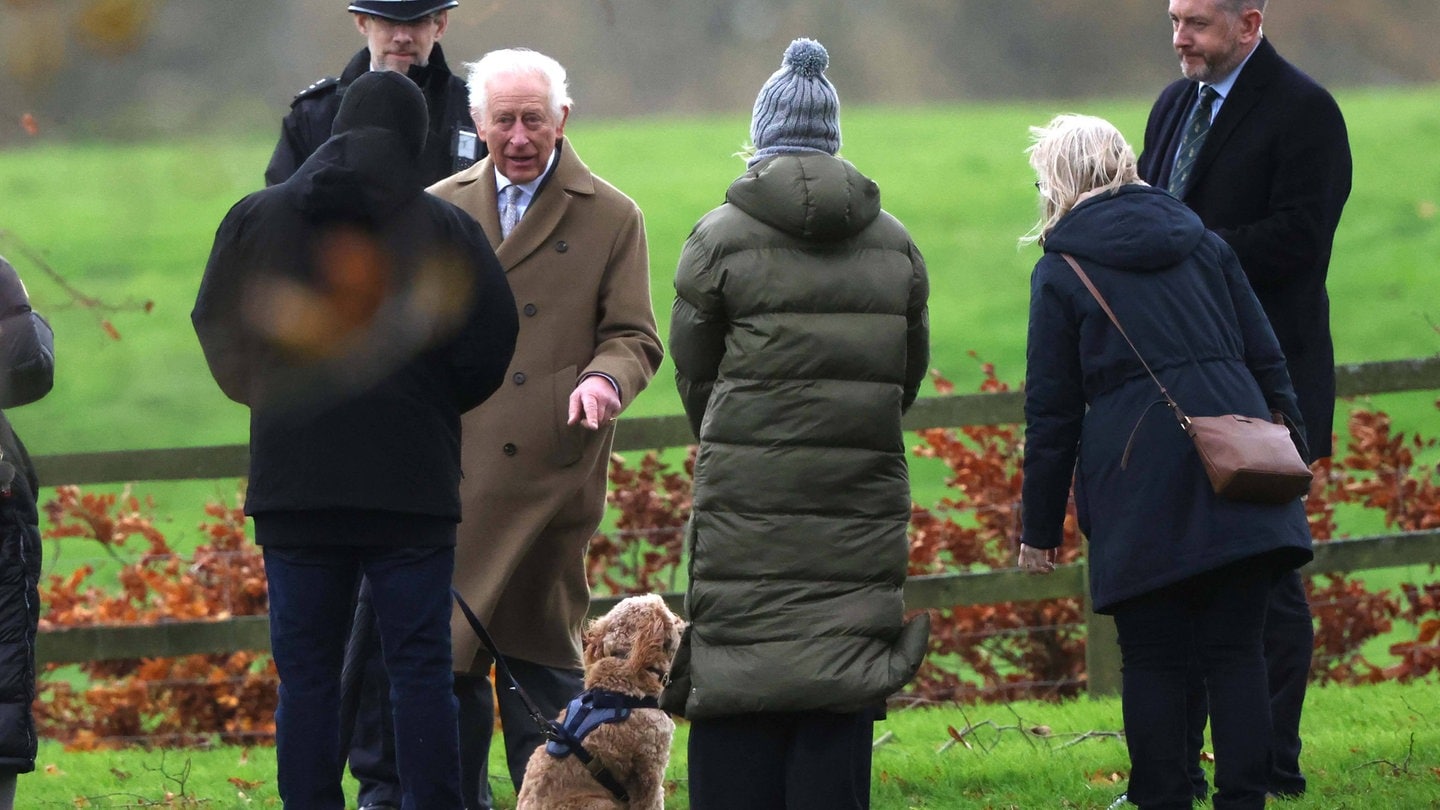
left=499, top=184, right=523, bottom=239
left=1167, top=85, right=1219, bottom=198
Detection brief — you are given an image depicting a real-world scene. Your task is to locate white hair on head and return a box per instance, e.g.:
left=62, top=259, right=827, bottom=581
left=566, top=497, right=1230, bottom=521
left=466, top=48, right=572, bottom=122
left=1021, top=113, right=1140, bottom=245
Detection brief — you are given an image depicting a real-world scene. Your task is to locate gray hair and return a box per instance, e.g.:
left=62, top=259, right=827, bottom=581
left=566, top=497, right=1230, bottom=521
left=1021, top=113, right=1140, bottom=245
left=465, top=48, right=572, bottom=122
left=1216, top=0, right=1267, bottom=16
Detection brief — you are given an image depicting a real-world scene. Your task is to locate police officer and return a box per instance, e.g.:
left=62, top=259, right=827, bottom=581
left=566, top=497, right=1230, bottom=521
left=264, top=0, right=484, bottom=187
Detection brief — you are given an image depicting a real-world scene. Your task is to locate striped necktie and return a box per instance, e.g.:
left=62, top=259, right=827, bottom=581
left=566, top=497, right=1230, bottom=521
left=499, top=184, right=523, bottom=239
left=1167, top=85, right=1219, bottom=198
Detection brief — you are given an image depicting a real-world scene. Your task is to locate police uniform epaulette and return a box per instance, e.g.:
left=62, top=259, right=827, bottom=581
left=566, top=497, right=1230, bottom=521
left=291, top=76, right=341, bottom=105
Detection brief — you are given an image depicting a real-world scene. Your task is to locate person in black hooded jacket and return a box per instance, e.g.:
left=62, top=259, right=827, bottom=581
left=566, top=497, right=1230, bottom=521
left=192, top=70, right=517, bottom=810
left=0, top=255, right=55, bottom=810
left=1016, top=114, right=1311, bottom=810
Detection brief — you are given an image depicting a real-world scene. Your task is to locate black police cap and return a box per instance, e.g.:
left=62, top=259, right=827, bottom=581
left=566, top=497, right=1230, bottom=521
left=347, top=0, right=458, bottom=21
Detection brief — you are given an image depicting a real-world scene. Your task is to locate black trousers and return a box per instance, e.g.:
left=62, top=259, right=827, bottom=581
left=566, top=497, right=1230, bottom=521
left=341, top=582, right=400, bottom=810
left=688, top=710, right=877, bottom=810
left=1184, top=568, right=1312, bottom=797
left=1114, top=561, right=1276, bottom=810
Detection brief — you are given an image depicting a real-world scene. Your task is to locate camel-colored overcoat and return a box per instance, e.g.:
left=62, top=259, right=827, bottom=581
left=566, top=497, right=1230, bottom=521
left=428, top=140, right=662, bottom=672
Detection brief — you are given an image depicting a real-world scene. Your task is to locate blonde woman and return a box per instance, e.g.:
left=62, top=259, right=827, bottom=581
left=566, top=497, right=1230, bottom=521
left=1016, top=114, right=1312, bottom=810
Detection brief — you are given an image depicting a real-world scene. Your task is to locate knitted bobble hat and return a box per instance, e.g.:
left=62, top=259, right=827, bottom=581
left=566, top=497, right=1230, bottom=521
left=749, top=38, right=841, bottom=165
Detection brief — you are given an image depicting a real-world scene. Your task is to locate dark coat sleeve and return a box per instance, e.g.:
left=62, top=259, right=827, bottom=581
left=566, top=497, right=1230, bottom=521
left=1020, top=258, right=1087, bottom=550
left=263, top=111, right=309, bottom=187
left=0, top=257, right=54, bottom=409
left=263, top=89, right=339, bottom=187
left=1217, top=240, right=1310, bottom=459
left=669, top=225, right=728, bottom=440
left=192, top=200, right=260, bottom=405
left=902, top=241, right=930, bottom=413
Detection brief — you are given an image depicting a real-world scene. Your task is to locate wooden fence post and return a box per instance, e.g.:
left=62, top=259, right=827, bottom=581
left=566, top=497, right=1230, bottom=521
left=1081, top=557, right=1122, bottom=697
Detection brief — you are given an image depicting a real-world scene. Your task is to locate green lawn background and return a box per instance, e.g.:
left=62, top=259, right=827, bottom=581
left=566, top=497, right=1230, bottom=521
left=17, top=680, right=1440, bottom=808
left=2, top=84, right=1437, bottom=808
left=0, top=86, right=1436, bottom=551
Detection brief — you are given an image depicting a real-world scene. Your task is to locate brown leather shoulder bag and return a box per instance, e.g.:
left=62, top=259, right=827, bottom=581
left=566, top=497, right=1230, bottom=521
left=1059, top=253, right=1312, bottom=504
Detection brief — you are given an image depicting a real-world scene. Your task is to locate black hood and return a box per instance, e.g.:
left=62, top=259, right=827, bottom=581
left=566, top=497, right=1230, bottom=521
left=290, top=70, right=429, bottom=223
left=1044, top=184, right=1207, bottom=271
left=333, top=69, right=428, bottom=156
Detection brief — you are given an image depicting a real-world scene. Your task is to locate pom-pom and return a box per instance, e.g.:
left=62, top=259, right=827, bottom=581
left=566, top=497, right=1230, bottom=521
left=783, top=38, right=828, bottom=78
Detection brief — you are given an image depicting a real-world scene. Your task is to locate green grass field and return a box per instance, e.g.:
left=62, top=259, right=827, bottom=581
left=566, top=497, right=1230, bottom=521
left=2, top=86, right=1438, bottom=808
left=2, top=84, right=1437, bottom=636
left=2, top=85, right=1436, bottom=561
left=16, top=679, right=1438, bottom=808
left=2, top=86, right=1436, bottom=455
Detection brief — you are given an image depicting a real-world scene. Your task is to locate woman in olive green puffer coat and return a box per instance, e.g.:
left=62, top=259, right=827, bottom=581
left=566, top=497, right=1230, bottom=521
left=664, top=38, right=931, bottom=810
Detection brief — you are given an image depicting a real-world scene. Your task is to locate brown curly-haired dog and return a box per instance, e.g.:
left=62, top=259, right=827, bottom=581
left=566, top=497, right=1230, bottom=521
left=516, top=594, right=684, bottom=810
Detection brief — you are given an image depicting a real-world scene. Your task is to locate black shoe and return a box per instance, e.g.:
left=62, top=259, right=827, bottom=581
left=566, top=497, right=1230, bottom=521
left=358, top=804, right=400, bottom=810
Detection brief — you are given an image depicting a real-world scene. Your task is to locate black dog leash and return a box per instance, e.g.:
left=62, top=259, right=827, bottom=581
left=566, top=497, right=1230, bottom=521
left=450, top=588, right=633, bottom=802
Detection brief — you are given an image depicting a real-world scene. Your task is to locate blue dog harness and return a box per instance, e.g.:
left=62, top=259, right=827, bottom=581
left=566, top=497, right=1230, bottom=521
left=451, top=588, right=662, bottom=803
left=545, top=689, right=661, bottom=758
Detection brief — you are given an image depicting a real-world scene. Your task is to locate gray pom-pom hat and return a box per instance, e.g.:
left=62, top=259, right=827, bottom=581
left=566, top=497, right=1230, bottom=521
left=749, top=38, right=841, bottom=166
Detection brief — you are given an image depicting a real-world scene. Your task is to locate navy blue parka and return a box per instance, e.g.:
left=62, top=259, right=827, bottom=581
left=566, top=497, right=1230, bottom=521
left=1020, top=184, right=1312, bottom=613
left=0, top=256, right=55, bottom=774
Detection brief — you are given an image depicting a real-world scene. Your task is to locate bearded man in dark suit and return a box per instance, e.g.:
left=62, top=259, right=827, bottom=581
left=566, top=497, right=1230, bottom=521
left=1136, top=0, right=1351, bottom=801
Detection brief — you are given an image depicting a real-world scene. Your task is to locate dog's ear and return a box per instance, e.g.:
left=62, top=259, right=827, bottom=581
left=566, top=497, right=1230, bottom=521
left=583, top=614, right=610, bottom=665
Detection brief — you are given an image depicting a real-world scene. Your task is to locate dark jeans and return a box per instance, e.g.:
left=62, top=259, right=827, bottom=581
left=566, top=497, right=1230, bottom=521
left=342, top=582, right=400, bottom=809
left=688, top=710, right=876, bottom=810
left=348, top=640, right=581, bottom=809
left=262, top=535, right=463, bottom=810
left=1184, top=569, right=1312, bottom=797
left=1113, top=561, right=1276, bottom=810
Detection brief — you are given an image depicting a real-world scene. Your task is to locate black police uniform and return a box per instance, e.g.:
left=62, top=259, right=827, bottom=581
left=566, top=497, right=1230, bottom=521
left=264, top=43, right=482, bottom=187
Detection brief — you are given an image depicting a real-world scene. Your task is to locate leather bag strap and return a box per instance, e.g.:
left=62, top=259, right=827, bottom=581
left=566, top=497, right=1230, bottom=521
left=1060, top=253, right=1194, bottom=465
left=1060, top=253, right=1183, bottom=413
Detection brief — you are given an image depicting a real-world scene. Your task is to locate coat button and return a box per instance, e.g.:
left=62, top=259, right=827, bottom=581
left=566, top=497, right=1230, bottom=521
left=555, top=240, right=569, bottom=253
left=513, top=372, right=526, bottom=385
left=502, top=443, right=517, bottom=456
left=523, top=303, right=537, bottom=316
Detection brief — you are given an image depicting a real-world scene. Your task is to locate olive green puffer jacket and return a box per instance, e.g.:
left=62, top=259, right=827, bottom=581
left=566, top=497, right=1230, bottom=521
left=666, top=153, right=930, bottom=719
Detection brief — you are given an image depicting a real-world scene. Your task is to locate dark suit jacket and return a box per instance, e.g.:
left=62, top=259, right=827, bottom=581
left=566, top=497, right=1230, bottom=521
left=1138, top=38, right=1351, bottom=459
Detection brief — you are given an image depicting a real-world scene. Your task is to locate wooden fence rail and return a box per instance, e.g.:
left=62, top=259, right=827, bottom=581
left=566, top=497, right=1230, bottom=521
left=33, top=357, right=1440, bottom=486
left=32, top=356, right=1440, bottom=697
left=36, top=530, right=1440, bottom=691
